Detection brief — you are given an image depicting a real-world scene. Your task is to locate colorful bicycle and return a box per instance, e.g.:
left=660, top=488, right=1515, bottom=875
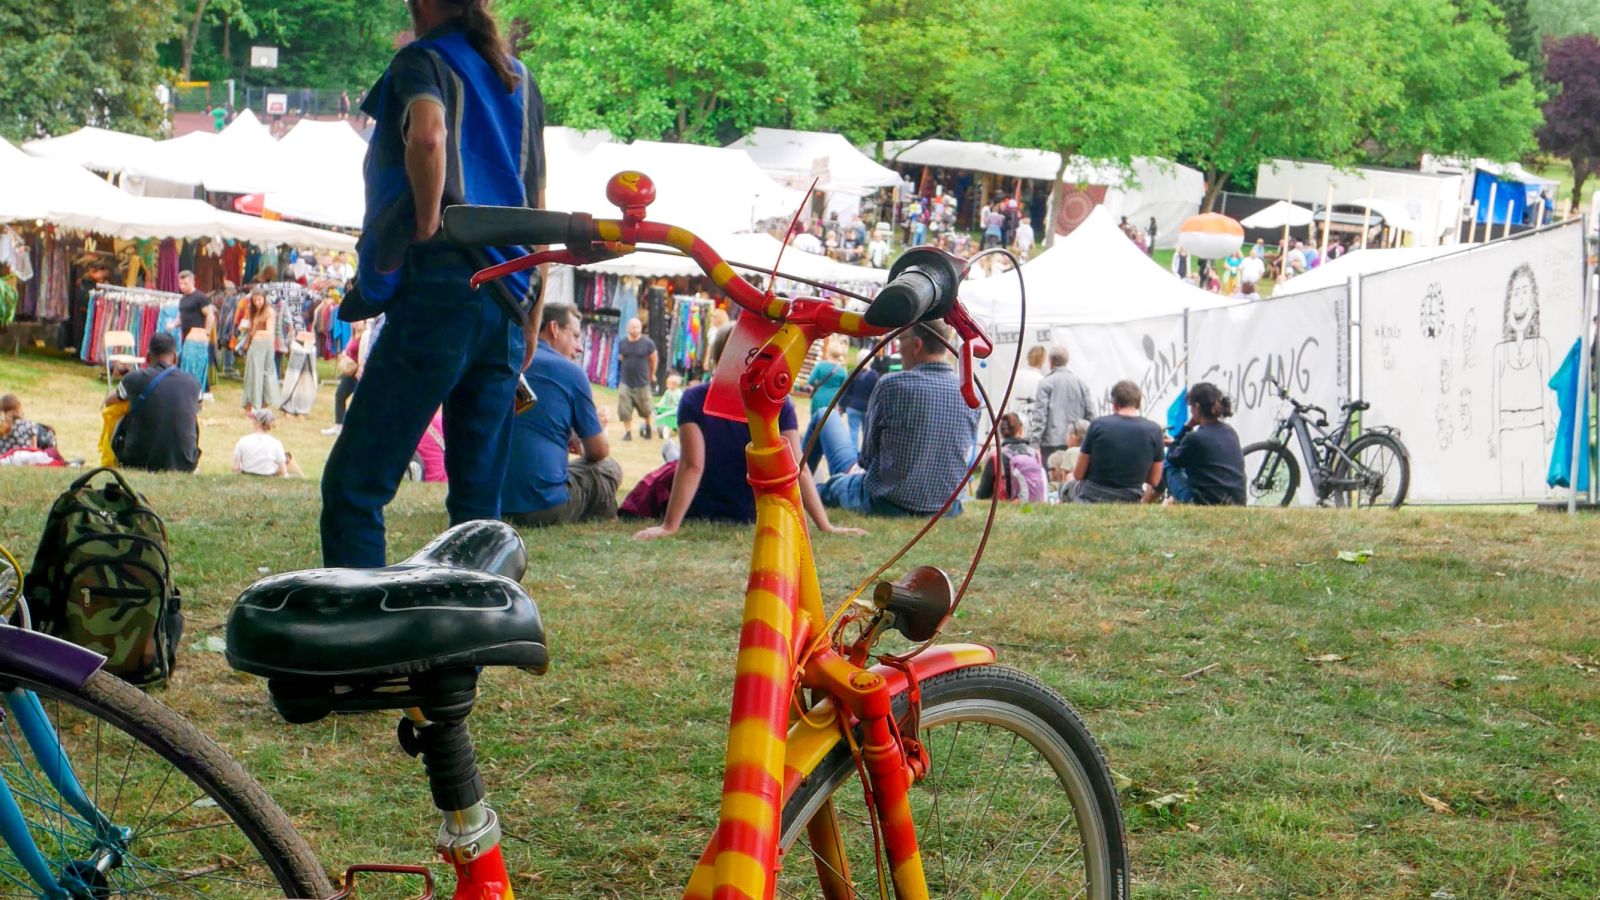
left=0, top=173, right=1128, bottom=899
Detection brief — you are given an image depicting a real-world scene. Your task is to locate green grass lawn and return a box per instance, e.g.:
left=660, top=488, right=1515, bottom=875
left=2, top=353, right=1598, bottom=896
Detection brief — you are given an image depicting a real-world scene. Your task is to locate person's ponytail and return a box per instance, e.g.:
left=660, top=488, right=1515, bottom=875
left=455, top=0, right=519, bottom=93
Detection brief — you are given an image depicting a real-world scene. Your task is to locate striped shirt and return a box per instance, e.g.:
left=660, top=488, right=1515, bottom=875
left=861, top=361, right=979, bottom=513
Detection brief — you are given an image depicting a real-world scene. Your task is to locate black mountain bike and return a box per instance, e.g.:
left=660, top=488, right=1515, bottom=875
left=1241, top=376, right=1411, bottom=508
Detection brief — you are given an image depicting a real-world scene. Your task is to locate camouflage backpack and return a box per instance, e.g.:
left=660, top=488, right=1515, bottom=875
left=22, top=467, right=183, bottom=687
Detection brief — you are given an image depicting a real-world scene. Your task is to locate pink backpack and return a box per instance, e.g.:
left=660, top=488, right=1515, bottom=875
left=1001, top=444, right=1047, bottom=502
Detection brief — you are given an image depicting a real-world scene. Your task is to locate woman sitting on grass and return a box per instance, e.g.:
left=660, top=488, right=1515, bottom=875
left=232, top=409, right=304, bottom=478
left=1163, top=381, right=1246, bottom=506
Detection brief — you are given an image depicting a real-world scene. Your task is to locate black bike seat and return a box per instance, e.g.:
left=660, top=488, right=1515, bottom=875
left=1344, top=399, right=1371, bottom=412
left=225, top=521, right=548, bottom=683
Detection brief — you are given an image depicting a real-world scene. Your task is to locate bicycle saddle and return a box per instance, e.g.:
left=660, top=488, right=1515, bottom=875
left=225, top=521, right=548, bottom=686
left=1343, top=399, right=1371, bottom=412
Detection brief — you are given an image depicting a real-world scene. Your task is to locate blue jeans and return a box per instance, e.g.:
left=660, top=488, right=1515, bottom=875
left=320, top=265, right=525, bottom=567
left=845, top=407, right=867, bottom=449
left=802, top=408, right=858, bottom=477
left=1166, top=466, right=1194, bottom=503
left=818, top=472, right=963, bottom=518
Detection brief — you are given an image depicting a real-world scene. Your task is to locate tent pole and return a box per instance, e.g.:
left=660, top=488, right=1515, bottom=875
left=1281, top=187, right=1294, bottom=278
left=1360, top=197, right=1372, bottom=250
left=1501, top=200, right=1514, bottom=241
left=1468, top=201, right=1479, bottom=243
left=1485, top=181, right=1499, bottom=242
left=1571, top=219, right=1593, bottom=513
left=1320, top=184, right=1334, bottom=260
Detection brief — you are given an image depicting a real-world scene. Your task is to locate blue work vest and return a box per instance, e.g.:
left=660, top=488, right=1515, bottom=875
left=356, top=25, right=544, bottom=323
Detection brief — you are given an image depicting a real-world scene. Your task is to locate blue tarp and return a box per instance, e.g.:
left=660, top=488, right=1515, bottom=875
left=1547, top=337, right=1592, bottom=492
left=1472, top=170, right=1548, bottom=226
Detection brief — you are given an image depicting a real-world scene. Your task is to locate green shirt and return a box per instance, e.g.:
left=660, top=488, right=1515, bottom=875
left=211, top=108, right=226, bottom=131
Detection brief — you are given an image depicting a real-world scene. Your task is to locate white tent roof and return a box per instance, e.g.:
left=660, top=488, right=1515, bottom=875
left=2, top=138, right=136, bottom=230
left=21, top=128, right=157, bottom=174
left=202, top=110, right=282, bottom=194
left=729, top=128, right=901, bottom=196
left=583, top=231, right=886, bottom=285
left=963, top=206, right=1231, bottom=324
left=1337, top=198, right=1420, bottom=233
left=262, top=120, right=369, bottom=229
left=120, top=131, right=217, bottom=188
left=1241, top=200, right=1315, bottom=229
left=547, top=141, right=805, bottom=235
left=880, top=139, right=1062, bottom=181
left=1272, top=244, right=1465, bottom=296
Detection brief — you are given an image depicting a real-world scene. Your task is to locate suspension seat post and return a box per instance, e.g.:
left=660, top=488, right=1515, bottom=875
left=398, top=716, right=502, bottom=866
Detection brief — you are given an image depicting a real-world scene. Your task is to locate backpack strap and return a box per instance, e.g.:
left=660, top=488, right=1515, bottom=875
left=130, top=366, right=177, bottom=415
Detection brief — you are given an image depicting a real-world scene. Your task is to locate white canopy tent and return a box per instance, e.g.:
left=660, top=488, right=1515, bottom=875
left=120, top=131, right=216, bottom=197
left=547, top=141, right=805, bottom=236
left=21, top=128, right=157, bottom=175
left=1272, top=244, right=1466, bottom=297
left=201, top=110, right=282, bottom=195
left=263, top=119, right=369, bottom=229
left=877, top=140, right=1202, bottom=249
left=730, top=128, right=901, bottom=197
left=1255, top=159, right=1465, bottom=247
left=961, top=206, right=1231, bottom=325
left=582, top=231, right=887, bottom=286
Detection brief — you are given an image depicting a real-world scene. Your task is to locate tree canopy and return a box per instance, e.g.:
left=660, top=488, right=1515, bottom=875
left=510, top=0, right=862, bottom=144
left=1, top=0, right=177, bottom=142
left=821, top=0, right=969, bottom=154
left=1538, top=33, right=1600, bottom=205
left=161, top=0, right=407, bottom=92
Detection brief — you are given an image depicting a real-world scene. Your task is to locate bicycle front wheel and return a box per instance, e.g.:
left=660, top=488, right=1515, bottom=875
left=777, top=666, right=1129, bottom=899
left=0, top=669, right=331, bottom=898
left=1335, top=432, right=1410, bottom=509
left=1241, top=440, right=1299, bottom=507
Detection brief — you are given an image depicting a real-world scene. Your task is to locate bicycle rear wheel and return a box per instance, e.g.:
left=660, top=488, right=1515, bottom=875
left=0, top=669, right=331, bottom=898
left=777, top=666, right=1129, bottom=899
left=1334, top=432, right=1410, bottom=509
left=1241, top=441, right=1299, bottom=507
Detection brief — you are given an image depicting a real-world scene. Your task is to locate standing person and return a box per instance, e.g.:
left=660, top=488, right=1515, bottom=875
left=1013, top=216, right=1035, bottom=257
left=1238, top=248, right=1266, bottom=292
left=501, top=303, right=621, bottom=526
left=175, top=270, right=213, bottom=399
left=616, top=316, right=658, bottom=441
left=321, top=0, right=547, bottom=568
left=105, top=334, right=201, bottom=473
left=1065, top=380, right=1165, bottom=504
left=321, top=319, right=369, bottom=436
left=210, top=104, right=227, bottom=133
left=1164, top=382, right=1246, bottom=505
left=337, top=90, right=352, bottom=120
left=1171, top=246, right=1194, bottom=282
left=1146, top=217, right=1158, bottom=255
left=239, top=289, right=280, bottom=417
left=1011, top=345, right=1047, bottom=435
left=1029, top=346, right=1094, bottom=462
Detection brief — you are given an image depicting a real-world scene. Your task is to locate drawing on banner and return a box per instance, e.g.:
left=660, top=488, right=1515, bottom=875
left=1135, top=332, right=1184, bottom=415
left=1439, top=330, right=1453, bottom=394
left=1458, top=388, right=1473, bottom=437
left=1461, top=309, right=1478, bottom=369
left=1435, top=401, right=1453, bottom=450
left=1374, top=323, right=1400, bottom=370
left=1420, top=283, right=1446, bottom=338
left=1487, top=263, right=1557, bottom=494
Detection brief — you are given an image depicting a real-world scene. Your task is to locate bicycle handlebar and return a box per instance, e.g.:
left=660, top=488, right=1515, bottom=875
left=442, top=170, right=994, bottom=405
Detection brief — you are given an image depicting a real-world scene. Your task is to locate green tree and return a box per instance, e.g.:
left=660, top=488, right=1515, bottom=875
left=163, top=0, right=407, bottom=92
left=1492, top=0, right=1545, bottom=80
left=0, top=0, right=178, bottom=141
left=509, top=0, right=862, bottom=143
left=1529, top=0, right=1600, bottom=37
left=1364, top=0, right=1543, bottom=165
left=1538, top=34, right=1600, bottom=205
left=819, top=0, right=971, bottom=155
left=952, top=0, right=1192, bottom=230
left=1170, top=0, right=1394, bottom=209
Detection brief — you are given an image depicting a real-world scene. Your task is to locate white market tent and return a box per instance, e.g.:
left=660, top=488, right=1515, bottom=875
left=1, top=138, right=353, bottom=251
left=263, top=119, right=370, bottom=229
left=1255, top=158, right=1465, bottom=247
left=547, top=140, right=805, bottom=236
left=1272, top=244, right=1465, bottom=297
left=201, top=110, right=282, bottom=195
left=878, top=140, right=1203, bottom=249
left=729, top=128, right=901, bottom=197
left=21, top=127, right=157, bottom=175
left=962, top=206, right=1231, bottom=325
left=583, top=231, right=887, bottom=286
left=120, top=131, right=217, bottom=197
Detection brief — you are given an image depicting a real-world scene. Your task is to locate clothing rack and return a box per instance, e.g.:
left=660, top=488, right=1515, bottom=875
left=78, top=283, right=181, bottom=365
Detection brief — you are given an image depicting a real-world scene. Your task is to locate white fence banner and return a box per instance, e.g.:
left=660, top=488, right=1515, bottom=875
left=1358, top=221, right=1586, bottom=502
left=974, top=319, right=1059, bottom=412
left=1188, top=288, right=1349, bottom=477
left=1054, top=313, right=1188, bottom=424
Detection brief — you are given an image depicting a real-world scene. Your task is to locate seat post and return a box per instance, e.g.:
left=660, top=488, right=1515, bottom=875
left=398, top=714, right=502, bottom=865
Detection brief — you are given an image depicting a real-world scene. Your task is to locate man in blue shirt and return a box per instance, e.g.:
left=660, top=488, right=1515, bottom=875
left=502, top=304, right=620, bottom=526
left=818, top=321, right=979, bottom=517
left=320, top=0, right=546, bottom=567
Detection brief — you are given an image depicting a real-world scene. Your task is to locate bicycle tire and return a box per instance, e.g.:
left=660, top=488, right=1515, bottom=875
left=777, top=666, right=1129, bottom=899
left=0, top=669, right=331, bottom=899
left=1241, top=440, right=1299, bottom=507
left=1336, top=432, right=1410, bottom=509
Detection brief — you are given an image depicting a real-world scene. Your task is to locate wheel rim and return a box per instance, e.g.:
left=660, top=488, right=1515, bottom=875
left=0, top=682, right=301, bottom=898
left=1245, top=450, right=1292, bottom=506
left=777, top=698, right=1113, bottom=898
left=1344, top=440, right=1402, bottom=508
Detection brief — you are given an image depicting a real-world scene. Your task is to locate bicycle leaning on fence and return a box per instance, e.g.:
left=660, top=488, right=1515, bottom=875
left=1240, top=376, right=1411, bottom=508
left=0, top=170, right=1129, bottom=899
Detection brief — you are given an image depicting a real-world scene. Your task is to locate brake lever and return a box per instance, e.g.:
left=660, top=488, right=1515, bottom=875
left=944, top=302, right=993, bottom=409
left=469, top=240, right=627, bottom=290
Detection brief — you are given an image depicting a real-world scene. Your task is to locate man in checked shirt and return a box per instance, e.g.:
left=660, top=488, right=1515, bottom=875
left=817, top=320, right=980, bottom=518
